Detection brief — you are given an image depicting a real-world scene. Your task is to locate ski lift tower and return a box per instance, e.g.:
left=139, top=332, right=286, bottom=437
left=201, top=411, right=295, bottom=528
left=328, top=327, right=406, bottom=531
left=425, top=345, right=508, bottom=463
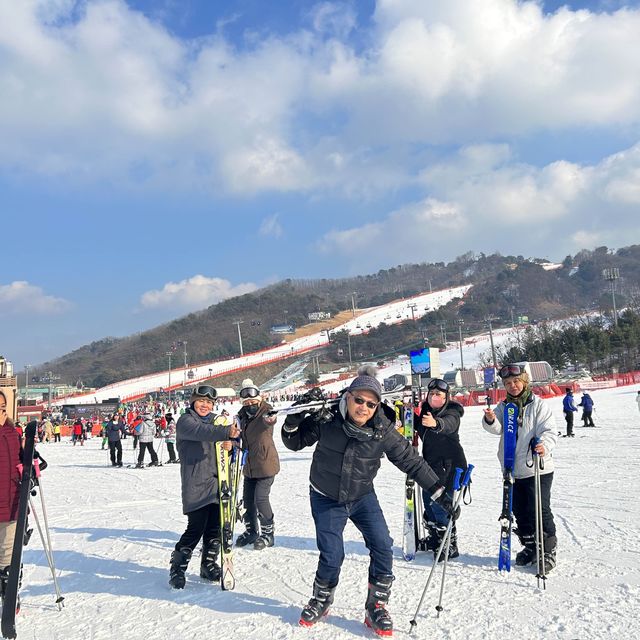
left=602, top=268, right=620, bottom=327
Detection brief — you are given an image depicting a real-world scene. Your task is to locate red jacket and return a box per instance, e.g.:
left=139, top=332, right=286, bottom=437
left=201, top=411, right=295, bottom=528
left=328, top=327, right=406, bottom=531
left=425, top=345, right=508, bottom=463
left=0, top=419, right=22, bottom=522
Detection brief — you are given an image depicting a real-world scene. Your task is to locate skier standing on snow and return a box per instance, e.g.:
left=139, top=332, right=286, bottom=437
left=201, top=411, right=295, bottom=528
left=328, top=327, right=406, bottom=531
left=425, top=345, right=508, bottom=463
left=562, top=388, right=578, bottom=437
left=135, top=413, right=159, bottom=467
left=482, top=364, right=558, bottom=572
left=164, top=413, right=178, bottom=463
left=577, top=392, right=595, bottom=428
left=414, top=378, right=467, bottom=561
left=234, top=379, right=280, bottom=550
left=106, top=414, right=125, bottom=467
left=168, top=386, right=240, bottom=589
left=281, top=366, right=458, bottom=636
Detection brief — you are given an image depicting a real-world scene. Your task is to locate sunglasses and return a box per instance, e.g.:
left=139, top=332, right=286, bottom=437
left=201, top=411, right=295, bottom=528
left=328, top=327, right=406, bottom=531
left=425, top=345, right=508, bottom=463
left=193, top=385, right=217, bottom=400
left=350, top=394, right=379, bottom=410
left=427, top=379, right=449, bottom=393
left=498, top=364, right=524, bottom=379
left=239, top=387, right=260, bottom=399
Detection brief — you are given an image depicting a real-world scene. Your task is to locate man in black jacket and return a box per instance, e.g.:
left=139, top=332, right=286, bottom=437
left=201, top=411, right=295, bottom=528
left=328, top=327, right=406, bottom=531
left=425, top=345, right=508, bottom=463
left=282, top=366, right=457, bottom=637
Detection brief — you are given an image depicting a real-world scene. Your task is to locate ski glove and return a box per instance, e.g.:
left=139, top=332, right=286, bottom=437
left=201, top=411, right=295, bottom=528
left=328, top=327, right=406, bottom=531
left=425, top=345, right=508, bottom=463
left=283, top=411, right=309, bottom=432
left=431, top=486, right=461, bottom=521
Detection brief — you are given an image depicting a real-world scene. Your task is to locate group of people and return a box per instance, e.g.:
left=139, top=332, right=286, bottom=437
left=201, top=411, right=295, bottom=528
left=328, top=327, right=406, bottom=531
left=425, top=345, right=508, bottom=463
left=562, top=388, right=596, bottom=437
left=161, top=362, right=559, bottom=637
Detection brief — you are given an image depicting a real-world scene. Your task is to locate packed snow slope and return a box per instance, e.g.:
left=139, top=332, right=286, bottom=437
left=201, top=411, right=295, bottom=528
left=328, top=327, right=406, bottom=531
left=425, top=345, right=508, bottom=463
left=59, top=285, right=471, bottom=404
left=19, top=386, right=640, bottom=640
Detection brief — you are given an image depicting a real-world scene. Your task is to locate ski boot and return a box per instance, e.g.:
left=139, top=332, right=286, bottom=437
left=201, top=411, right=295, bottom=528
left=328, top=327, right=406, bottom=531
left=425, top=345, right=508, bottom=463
left=432, top=524, right=459, bottom=562
left=169, top=547, right=192, bottom=589
left=515, top=533, right=536, bottom=566
left=364, top=575, right=394, bottom=637
left=235, top=518, right=259, bottom=548
left=540, top=535, right=557, bottom=573
left=135, top=462, right=145, bottom=469
left=299, top=579, right=336, bottom=627
left=200, top=538, right=222, bottom=582
left=424, top=521, right=439, bottom=552
left=254, top=518, right=274, bottom=550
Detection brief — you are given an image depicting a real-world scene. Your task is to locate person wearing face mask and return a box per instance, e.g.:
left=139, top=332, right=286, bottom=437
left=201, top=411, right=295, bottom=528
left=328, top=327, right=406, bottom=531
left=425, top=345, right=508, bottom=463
left=281, top=366, right=457, bottom=636
left=414, top=378, right=467, bottom=561
left=234, top=379, right=280, bottom=551
left=169, top=386, right=241, bottom=589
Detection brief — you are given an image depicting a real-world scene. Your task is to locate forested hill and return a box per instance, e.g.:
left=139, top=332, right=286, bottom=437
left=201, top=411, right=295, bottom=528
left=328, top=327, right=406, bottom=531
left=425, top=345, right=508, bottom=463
left=38, top=245, right=640, bottom=387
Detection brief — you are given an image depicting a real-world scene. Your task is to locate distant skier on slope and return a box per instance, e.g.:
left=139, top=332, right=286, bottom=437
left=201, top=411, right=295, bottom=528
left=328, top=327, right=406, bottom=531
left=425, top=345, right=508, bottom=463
left=562, top=388, right=578, bottom=437
left=577, top=392, right=595, bottom=427
left=482, top=364, right=558, bottom=573
left=281, top=366, right=457, bottom=637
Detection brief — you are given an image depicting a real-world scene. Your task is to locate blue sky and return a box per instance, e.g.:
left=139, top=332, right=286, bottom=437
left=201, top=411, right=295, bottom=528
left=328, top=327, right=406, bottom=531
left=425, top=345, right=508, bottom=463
left=2, top=0, right=640, bottom=370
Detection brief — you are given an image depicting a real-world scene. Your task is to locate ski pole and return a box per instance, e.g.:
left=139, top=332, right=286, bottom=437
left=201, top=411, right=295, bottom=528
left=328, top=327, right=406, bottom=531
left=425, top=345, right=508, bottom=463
left=434, top=464, right=474, bottom=618
left=33, top=459, right=65, bottom=608
left=409, top=465, right=471, bottom=633
left=532, top=440, right=546, bottom=590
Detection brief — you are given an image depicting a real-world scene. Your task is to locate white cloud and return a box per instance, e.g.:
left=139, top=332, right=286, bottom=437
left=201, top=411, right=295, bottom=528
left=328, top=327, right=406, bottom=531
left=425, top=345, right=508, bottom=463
left=1, top=0, right=640, bottom=196
left=319, top=140, right=640, bottom=266
left=140, top=275, right=258, bottom=310
left=259, top=213, right=283, bottom=238
left=0, top=281, right=71, bottom=315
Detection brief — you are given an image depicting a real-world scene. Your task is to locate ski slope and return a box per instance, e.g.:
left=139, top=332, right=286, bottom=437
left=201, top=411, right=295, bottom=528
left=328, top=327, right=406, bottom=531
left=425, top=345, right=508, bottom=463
left=56, top=285, right=471, bottom=405
left=17, top=386, right=640, bottom=640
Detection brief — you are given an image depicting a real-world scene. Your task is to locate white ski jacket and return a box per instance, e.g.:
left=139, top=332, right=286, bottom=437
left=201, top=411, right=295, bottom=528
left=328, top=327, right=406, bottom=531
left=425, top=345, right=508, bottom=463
left=482, top=394, right=557, bottom=480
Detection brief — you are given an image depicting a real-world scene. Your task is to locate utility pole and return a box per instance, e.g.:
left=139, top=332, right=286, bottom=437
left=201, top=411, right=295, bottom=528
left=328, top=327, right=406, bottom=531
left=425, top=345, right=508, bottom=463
left=458, top=319, right=464, bottom=371
left=351, top=292, right=357, bottom=317
left=24, top=364, right=31, bottom=404
left=602, top=268, right=620, bottom=327
left=485, top=317, right=498, bottom=372
left=440, top=324, right=447, bottom=345
left=233, top=320, right=244, bottom=356
left=347, top=331, right=352, bottom=368
left=165, top=351, right=173, bottom=401
left=43, top=371, right=59, bottom=410
left=182, top=341, right=188, bottom=386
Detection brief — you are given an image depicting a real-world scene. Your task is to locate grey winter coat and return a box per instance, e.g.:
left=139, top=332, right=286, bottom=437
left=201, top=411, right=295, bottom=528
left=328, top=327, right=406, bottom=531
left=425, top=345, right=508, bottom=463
left=482, top=393, right=557, bottom=479
left=176, top=407, right=234, bottom=515
left=137, top=418, right=156, bottom=443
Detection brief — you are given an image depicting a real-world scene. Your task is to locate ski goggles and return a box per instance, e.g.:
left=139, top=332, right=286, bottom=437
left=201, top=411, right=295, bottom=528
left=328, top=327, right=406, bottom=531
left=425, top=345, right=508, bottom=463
left=350, top=394, right=379, bottom=410
left=239, top=387, right=260, bottom=399
left=498, top=364, right=524, bottom=379
left=192, top=385, right=217, bottom=400
left=427, top=378, right=449, bottom=393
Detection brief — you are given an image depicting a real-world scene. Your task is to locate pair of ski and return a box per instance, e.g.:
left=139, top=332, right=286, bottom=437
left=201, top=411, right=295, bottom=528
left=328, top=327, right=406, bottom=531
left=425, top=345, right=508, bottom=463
left=498, top=402, right=518, bottom=572
left=215, top=442, right=246, bottom=590
left=401, top=406, right=423, bottom=562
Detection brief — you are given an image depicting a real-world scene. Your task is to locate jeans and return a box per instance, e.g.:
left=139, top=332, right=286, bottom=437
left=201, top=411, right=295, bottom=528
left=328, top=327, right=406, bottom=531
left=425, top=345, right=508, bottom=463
left=310, top=489, right=393, bottom=587
left=421, top=489, right=450, bottom=527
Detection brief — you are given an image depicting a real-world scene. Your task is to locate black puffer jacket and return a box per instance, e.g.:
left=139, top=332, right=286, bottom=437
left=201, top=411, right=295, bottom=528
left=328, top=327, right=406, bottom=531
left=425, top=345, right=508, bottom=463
left=414, top=399, right=467, bottom=488
left=282, top=397, right=440, bottom=504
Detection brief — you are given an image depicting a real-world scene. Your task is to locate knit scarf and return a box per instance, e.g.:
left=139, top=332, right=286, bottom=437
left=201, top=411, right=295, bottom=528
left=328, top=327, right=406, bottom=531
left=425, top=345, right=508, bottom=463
left=506, top=386, right=532, bottom=415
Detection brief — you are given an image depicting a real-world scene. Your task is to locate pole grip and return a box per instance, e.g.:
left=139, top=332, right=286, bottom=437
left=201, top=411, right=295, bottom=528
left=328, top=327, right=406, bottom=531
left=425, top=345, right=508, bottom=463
left=462, top=463, right=474, bottom=487
left=452, top=467, right=464, bottom=492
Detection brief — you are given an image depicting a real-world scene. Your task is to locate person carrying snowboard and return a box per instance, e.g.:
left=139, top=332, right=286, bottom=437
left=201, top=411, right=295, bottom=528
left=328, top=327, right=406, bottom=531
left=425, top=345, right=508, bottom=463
left=482, top=364, right=558, bottom=572
left=282, top=366, right=458, bottom=637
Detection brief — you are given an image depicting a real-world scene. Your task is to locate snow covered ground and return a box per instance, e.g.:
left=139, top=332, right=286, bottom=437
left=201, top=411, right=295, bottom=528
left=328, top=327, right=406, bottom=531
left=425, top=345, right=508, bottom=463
left=16, top=386, right=640, bottom=640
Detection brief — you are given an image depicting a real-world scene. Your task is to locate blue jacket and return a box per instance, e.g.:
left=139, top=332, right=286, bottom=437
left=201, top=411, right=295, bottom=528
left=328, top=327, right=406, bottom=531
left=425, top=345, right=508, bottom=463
left=578, top=394, right=594, bottom=411
left=563, top=393, right=577, bottom=413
